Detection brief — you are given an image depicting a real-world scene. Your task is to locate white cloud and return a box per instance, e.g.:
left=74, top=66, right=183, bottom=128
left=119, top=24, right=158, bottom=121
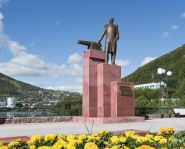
left=0, top=52, right=82, bottom=77
left=75, top=78, right=82, bottom=84
left=65, top=63, right=82, bottom=76
left=0, top=11, right=82, bottom=77
left=67, top=53, right=81, bottom=64
left=171, top=25, right=178, bottom=30
left=0, top=60, right=66, bottom=77
left=161, top=32, right=169, bottom=39
left=116, top=59, right=130, bottom=67
left=161, top=24, right=179, bottom=39
left=140, top=57, right=157, bottom=66
left=181, top=12, right=185, bottom=18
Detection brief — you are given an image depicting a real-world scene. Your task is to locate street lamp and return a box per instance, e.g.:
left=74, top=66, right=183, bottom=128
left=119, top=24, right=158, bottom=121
left=157, top=68, right=172, bottom=111
left=167, top=71, right=172, bottom=76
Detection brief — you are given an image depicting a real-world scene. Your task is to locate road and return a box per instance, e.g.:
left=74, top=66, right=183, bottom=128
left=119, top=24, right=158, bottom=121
left=0, top=118, right=185, bottom=137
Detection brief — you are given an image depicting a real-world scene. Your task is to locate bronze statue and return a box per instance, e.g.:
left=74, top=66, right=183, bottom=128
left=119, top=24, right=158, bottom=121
left=98, top=17, right=119, bottom=65
left=78, top=40, right=102, bottom=51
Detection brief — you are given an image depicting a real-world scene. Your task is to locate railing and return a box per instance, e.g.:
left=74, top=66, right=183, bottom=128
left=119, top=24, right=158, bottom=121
left=135, top=107, right=174, bottom=117
left=0, top=102, right=82, bottom=118
left=0, top=106, right=176, bottom=118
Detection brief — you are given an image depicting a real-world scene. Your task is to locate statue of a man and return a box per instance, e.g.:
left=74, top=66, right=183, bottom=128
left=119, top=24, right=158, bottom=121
left=98, top=17, right=119, bottom=65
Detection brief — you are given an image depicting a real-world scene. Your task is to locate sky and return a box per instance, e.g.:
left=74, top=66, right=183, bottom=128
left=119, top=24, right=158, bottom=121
left=0, top=0, right=185, bottom=93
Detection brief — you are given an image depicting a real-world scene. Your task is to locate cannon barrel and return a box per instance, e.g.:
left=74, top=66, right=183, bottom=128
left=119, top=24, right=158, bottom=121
left=78, top=40, right=94, bottom=46
left=77, top=40, right=102, bottom=51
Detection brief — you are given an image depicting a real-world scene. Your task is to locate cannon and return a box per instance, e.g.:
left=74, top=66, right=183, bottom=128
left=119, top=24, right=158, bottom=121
left=77, top=40, right=102, bottom=51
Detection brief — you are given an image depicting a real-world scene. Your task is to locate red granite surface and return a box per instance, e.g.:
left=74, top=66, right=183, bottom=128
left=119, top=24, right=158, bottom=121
left=82, top=49, right=105, bottom=117
left=111, top=81, right=135, bottom=117
left=97, top=63, right=121, bottom=117
left=0, top=136, right=30, bottom=145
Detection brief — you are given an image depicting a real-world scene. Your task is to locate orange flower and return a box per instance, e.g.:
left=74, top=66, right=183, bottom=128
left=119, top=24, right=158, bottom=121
left=167, top=128, right=174, bottom=133
left=136, top=145, right=156, bottom=149
left=159, top=128, right=166, bottom=134
left=160, top=128, right=174, bottom=134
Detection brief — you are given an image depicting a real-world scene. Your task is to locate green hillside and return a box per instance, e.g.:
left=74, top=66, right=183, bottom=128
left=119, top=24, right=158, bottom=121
left=123, top=44, right=185, bottom=99
left=0, top=73, right=82, bottom=109
left=0, top=73, right=43, bottom=96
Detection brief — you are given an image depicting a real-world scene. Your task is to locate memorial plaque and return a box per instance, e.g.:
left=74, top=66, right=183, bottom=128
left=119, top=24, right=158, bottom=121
left=119, top=86, right=133, bottom=96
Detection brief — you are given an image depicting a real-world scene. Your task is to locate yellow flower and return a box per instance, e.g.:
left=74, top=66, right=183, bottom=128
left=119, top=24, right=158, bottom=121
left=84, top=142, right=99, bottom=149
left=87, top=135, right=95, bottom=141
left=38, top=146, right=51, bottom=149
left=67, top=143, right=76, bottom=149
left=0, top=146, right=8, bottom=149
left=110, top=136, right=119, bottom=144
left=78, top=134, right=87, bottom=140
left=30, top=134, right=42, bottom=144
left=52, top=139, right=67, bottom=148
left=111, top=145, right=119, bottom=149
left=7, top=141, right=19, bottom=148
left=145, top=134, right=154, bottom=143
left=76, top=139, right=83, bottom=144
left=99, top=130, right=108, bottom=135
left=0, top=141, right=3, bottom=147
left=29, top=145, right=37, bottom=149
left=44, top=134, right=57, bottom=142
left=153, top=135, right=162, bottom=142
left=159, top=138, right=167, bottom=144
left=66, top=135, right=76, bottom=142
left=122, top=146, right=130, bottom=149
left=68, top=139, right=79, bottom=146
left=136, top=136, right=148, bottom=143
left=58, top=134, right=66, bottom=140
left=125, top=131, right=136, bottom=138
left=119, top=136, right=127, bottom=143
left=169, top=136, right=175, bottom=141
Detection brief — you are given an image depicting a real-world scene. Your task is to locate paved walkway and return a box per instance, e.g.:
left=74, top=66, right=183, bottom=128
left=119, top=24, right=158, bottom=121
left=0, top=118, right=185, bottom=137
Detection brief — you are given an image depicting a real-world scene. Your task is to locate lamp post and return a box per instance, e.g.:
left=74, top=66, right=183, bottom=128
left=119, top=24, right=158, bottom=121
left=166, top=71, right=172, bottom=106
left=157, top=68, right=172, bottom=112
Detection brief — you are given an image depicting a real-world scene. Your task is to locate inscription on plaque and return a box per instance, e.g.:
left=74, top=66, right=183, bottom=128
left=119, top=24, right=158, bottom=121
left=119, top=86, right=133, bottom=96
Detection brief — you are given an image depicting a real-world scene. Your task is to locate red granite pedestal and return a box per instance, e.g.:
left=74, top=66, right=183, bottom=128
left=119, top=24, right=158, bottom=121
left=97, top=63, right=121, bottom=117
left=73, top=49, right=144, bottom=123
left=111, top=81, right=135, bottom=117
left=82, top=49, right=104, bottom=117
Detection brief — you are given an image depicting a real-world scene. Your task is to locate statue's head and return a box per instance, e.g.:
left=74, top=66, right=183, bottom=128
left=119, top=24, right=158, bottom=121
left=109, top=17, right=114, bottom=24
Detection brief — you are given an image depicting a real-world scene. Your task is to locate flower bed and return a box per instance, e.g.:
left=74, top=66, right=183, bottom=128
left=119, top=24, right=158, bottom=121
left=0, top=128, right=185, bottom=149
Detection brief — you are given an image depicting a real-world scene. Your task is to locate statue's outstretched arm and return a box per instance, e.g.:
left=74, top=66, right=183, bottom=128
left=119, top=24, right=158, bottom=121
left=98, top=25, right=106, bottom=43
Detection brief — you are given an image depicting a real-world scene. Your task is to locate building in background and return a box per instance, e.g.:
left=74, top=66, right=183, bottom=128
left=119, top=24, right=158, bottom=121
left=0, top=99, right=6, bottom=107
left=134, top=82, right=166, bottom=90
left=6, top=97, right=17, bottom=108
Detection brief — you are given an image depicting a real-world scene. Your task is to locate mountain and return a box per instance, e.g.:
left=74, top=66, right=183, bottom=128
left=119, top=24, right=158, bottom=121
left=122, top=44, right=185, bottom=98
left=0, top=73, right=43, bottom=96
left=0, top=73, right=82, bottom=109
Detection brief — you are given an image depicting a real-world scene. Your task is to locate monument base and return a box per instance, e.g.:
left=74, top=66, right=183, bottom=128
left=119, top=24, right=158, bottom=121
left=73, top=116, right=145, bottom=124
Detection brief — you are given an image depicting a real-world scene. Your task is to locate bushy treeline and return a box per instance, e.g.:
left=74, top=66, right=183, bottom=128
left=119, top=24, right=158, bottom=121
left=135, top=88, right=185, bottom=108
left=123, top=44, right=185, bottom=100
